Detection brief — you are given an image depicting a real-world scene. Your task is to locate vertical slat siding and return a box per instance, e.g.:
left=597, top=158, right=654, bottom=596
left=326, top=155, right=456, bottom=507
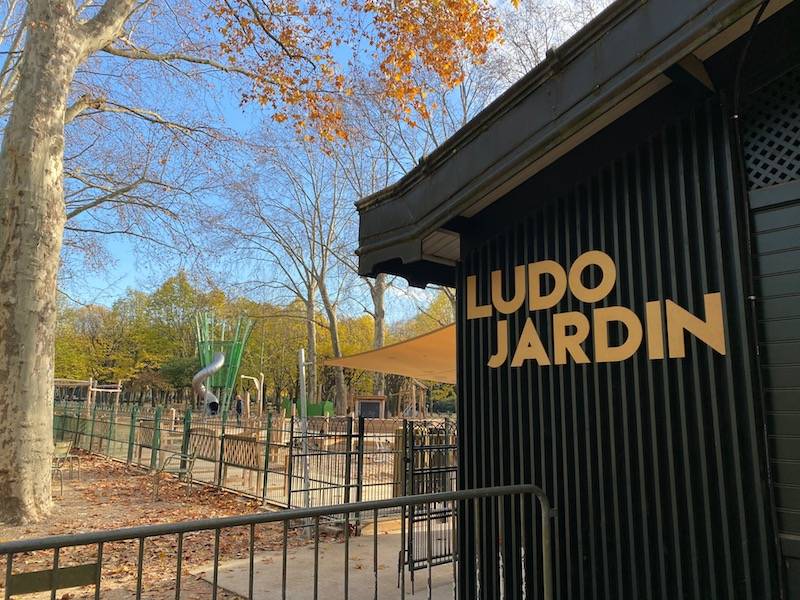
left=456, top=100, right=776, bottom=599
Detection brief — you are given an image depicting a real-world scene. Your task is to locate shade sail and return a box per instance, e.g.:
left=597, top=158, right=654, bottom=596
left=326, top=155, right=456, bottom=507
left=324, top=324, right=456, bottom=384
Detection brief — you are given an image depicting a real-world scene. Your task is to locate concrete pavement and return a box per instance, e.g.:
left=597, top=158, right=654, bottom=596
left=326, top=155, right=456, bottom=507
left=194, top=531, right=456, bottom=599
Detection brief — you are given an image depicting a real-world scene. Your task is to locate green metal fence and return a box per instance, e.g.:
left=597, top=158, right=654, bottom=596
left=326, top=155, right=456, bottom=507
left=52, top=403, right=444, bottom=516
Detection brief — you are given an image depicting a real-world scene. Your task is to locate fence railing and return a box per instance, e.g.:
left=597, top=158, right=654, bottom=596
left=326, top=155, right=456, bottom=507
left=0, top=485, right=552, bottom=600
left=53, top=403, right=450, bottom=519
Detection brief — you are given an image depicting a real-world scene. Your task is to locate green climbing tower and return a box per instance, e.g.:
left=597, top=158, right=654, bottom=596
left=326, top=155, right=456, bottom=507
left=195, top=312, right=254, bottom=413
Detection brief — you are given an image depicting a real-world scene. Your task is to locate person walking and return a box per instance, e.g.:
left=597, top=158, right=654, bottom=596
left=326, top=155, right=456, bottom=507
left=235, top=393, right=244, bottom=424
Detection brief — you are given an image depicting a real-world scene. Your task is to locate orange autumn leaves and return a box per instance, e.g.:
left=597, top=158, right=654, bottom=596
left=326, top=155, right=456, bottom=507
left=209, top=0, right=506, bottom=142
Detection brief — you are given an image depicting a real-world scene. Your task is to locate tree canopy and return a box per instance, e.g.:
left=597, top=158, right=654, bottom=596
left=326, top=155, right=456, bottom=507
left=55, top=272, right=454, bottom=403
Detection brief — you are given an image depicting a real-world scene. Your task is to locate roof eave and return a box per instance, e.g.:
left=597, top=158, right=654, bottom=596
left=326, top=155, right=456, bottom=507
left=357, top=0, right=773, bottom=284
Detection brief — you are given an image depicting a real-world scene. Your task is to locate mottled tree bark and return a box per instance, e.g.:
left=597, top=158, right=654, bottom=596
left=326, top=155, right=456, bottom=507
left=370, top=274, right=387, bottom=396
left=318, top=280, right=347, bottom=415
left=0, top=1, right=83, bottom=524
left=0, top=0, right=138, bottom=523
left=304, top=290, right=317, bottom=407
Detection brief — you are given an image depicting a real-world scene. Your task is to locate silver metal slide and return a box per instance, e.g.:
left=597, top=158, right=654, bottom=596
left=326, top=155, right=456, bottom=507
left=192, top=352, right=224, bottom=414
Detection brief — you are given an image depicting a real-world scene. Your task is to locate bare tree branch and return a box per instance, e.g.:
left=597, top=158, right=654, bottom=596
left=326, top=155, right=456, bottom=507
left=80, top=0, right=148, bottom=56
left=102, top=42, right=259, bottom=79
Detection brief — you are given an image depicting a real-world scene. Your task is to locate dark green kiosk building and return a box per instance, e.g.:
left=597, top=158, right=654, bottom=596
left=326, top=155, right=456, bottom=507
left=356, top=0, right=800, bottom=597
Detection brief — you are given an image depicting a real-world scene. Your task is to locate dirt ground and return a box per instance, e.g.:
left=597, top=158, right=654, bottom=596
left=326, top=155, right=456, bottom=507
left=0, top=453, right=306, bottom=599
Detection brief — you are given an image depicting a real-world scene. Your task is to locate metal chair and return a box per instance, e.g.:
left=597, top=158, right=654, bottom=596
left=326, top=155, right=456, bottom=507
left=152, top=449, right=197, bottom=499
left=53, top=440, right=81, bottom=480
left=51, top=442, right=73, bottom=497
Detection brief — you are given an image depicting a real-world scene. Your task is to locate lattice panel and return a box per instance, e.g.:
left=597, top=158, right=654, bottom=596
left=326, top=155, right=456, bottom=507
left=190, top=428, right=218, bottom=460
left=137, top=420, right=156, bottom=448
left=222, top=434, right=261, bottom=470
left=743, top=65, right=800, bottom=190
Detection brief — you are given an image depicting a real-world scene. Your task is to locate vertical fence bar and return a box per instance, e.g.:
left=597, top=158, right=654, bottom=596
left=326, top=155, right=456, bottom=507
left=452, top=500, right=459, bottom=600
left=248, top=523, right=255, bottom=600
left=50, top=547, right=59, bottom=600
left=298, top=348, right=310, bottom=519
left=473, top=497, right=481, bottom=599
left=136, top=538, right=144, bottom=600
left=344, top=511, right=350, bottom=600
left=150, top=406, right=162, bottom=471
left=407, top=420, right=416, bottom=586
left=286, top=417, right=295, bottom=507
left=4, top=552, right=12, bottom=600
left=74, top=410, right=83, bottom=449
left=175, top=532, right=184, bottom=600
left=344, top=417, right=353, bottom=505
left=540, top=494, right=553, bottom=600
left=108, top=402, right=117, bottom=454
left=180, top=408, right=192, bottom=475
left=399, top=421, right=409, bottom=599
left=498, top=498, right=505, bottom=599
left=282, top=521, right=289, bottom=600
left=262, top=413, right=272, bottom=504
left=217, top=410, right=228, bottom=487
left=88, top=403, right=97, bottom=453
left=314, top=515, right=320, bottom=600
left=373, top=508, right=379, bottom=600
left=427, top=501, right=433, bottom=600
left=127, top=404, right=138, bottom=465
left=212, top=528, right=220, bottom=600
left=400, top=498, right=407, bottom=599
left=356, top=416, right=365, bottom=534
left=94, top=542, right=103, bottom=600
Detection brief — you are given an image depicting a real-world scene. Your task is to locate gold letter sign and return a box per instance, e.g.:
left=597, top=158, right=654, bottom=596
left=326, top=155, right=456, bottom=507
left=467, top=251, right=727, bottom=368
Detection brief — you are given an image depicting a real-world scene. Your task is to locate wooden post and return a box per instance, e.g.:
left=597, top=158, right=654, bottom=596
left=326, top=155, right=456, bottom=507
left=258, top=372, right=264, bottom=418
left=84, top=377, right=94, bottom=417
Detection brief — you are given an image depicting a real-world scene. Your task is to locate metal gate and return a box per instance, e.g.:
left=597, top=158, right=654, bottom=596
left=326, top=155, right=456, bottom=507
left=400, top=419, right=458, bottom=591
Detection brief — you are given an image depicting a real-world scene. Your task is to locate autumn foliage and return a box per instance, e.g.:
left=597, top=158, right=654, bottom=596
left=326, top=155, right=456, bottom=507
left=209, top=0, right=505, bottom=141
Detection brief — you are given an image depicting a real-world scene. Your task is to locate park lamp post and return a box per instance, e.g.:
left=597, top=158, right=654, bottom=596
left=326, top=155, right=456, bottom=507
left=298, top=349, right=313, bottom=538
left=239, top=373, right=264, bottom=417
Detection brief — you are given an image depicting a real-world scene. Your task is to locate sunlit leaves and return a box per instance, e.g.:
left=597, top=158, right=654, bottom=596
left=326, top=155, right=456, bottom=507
left=208, top=0, right=501, bottom=142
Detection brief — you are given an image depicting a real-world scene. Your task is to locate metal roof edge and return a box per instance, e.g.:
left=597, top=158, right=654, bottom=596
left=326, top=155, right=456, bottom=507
left=355, top=0, right=642, bottom=213
left=356, top=0, right=769, bottom=281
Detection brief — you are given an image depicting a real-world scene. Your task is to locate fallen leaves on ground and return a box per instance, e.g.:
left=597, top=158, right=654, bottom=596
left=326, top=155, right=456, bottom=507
left=0, top=454, right=310, bottom=599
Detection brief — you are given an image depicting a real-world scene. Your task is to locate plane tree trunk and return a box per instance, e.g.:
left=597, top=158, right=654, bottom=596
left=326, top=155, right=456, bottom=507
left=318, top=281, right=347, bottom=415
left=370, top=274, right=387, bottom=396
left=304, top=292, right=317, bottom=407
left=0, top=2, right=87, bottom=524
left=0, top=0, right=137, bottom=523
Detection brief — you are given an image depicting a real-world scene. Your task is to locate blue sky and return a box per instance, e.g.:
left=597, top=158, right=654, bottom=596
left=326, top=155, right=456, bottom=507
left=72, top=82, right=265, bottom=305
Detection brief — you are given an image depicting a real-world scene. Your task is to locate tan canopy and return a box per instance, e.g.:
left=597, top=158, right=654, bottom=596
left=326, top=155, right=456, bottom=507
left=324, top=324, right=456, bottom=384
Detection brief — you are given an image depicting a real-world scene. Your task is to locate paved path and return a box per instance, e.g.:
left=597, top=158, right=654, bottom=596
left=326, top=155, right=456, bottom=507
left=195, top=532, right=456, bottom=599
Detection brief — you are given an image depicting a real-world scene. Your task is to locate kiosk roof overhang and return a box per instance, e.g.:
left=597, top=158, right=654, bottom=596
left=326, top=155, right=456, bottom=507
left=356, top=0, right=788, bottom=288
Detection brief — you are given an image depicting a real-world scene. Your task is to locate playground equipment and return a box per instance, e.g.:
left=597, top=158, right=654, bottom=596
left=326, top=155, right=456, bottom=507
left=192, top=352, right=224, bottom=415
left=54, top=378, right=122, bottom=414
left=240, top=372, right=264, bottom=418
left=194, top=312, right=254, bottom=414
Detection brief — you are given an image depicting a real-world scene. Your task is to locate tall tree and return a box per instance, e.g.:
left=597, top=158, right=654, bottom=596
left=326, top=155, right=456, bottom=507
left=0, top=0, right=516, bottom=522
left=0, top=0, right=146, bottom=525
left=229, top=138, right=355, bottom=413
